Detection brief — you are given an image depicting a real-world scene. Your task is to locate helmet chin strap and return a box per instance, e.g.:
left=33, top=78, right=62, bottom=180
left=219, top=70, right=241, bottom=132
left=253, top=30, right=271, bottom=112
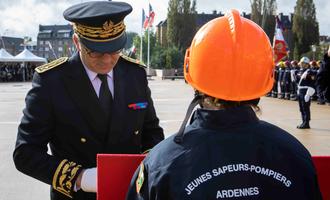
left=174, top=95, right=202, bottom=144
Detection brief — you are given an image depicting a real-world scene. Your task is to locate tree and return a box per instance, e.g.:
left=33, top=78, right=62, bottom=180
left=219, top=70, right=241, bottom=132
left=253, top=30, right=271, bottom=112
left=164, top=45, right=183, bottom=69
left=292, top=0, right=319, bottom=59
left=250, top=0, right=263, bottom=25
left=250, top=0, right=277, bottom=40
left=167, top=0, right=197, bottom=50
left=132, top=29, right=157, bottom=66
left=124, top=31, right=138, bottom=50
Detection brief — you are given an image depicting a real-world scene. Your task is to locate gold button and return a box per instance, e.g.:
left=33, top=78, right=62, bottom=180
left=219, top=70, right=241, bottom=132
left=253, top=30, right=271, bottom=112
left=80, top=138, right=87, bottom=143
left=134, top=130, right=139, bottom=135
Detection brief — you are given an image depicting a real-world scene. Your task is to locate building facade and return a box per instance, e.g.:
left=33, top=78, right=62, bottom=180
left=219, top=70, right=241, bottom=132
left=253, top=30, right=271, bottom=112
left=37, top=24, right=75, bottom=60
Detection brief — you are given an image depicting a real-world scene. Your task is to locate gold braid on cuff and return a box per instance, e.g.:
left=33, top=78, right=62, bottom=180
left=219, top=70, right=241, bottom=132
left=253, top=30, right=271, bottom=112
left=52, top=159, right=82, bottom=198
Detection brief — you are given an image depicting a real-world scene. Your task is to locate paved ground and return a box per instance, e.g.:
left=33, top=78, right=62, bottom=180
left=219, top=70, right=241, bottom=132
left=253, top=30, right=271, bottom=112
left=1, top=79, right=329, bottom=199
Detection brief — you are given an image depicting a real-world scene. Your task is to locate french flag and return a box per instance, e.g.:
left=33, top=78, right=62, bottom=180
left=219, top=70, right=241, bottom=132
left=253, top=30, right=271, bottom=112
left=148, top=3, right=155, bottom=27
left=273, top=16, right=289, bottom=64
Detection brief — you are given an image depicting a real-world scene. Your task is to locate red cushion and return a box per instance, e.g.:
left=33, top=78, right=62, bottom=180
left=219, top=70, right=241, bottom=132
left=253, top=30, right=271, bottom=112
left=97, top=154, right=145, bottom=200
left=312, top=156, right=330, bottom=200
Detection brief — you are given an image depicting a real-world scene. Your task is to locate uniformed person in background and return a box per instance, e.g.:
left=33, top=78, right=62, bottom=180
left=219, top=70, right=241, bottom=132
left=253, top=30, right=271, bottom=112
left=13, top=1, right=164, bottom=200
left=316, top=45, right=330, bottom=105
left=290, top=60, right=300, bottom=100
left=278, top=61, right=286, bottom=99
left=283, top=60, right=293, bottom=100
left=310, top=60, right=319, bottom=101
left=126, top=10, right=322, bottom=200
left=296, top=57, right=316, bottom=129
left=271, top=62, right=279, bottom=98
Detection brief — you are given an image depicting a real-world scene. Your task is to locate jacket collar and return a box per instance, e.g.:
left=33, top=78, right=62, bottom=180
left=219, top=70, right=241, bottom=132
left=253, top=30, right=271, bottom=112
left=190, top=106, right=259, bottom=130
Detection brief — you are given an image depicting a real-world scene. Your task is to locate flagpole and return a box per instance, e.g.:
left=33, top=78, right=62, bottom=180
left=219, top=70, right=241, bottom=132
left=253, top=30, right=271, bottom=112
left=140, top=9, right=144, bottom=62
left=147, top=0, right=150, bottom=70
left=147, top=26, right=150, bottom=69
left=140, top=29, right=143, bottom=62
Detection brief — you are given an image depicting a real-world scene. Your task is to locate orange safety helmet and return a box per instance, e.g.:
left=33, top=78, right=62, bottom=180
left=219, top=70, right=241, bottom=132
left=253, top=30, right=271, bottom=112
left=184, top=10, right=274, bottom=101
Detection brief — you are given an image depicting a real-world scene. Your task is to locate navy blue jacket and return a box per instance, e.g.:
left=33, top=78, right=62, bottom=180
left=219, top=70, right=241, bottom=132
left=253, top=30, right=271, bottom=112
left=127, top=106, right=321, bottom=200
left=296, top=68, right=317, bottom=95
left=316, top=54, right=330, bottom=101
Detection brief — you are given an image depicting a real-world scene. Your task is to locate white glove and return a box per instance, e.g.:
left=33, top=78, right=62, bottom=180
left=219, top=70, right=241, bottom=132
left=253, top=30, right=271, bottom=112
left=304, top=94, right=310, bottom=102
left=306, top=87, right=315, bottom=96
left=290, top=70, right=296, bottom=82
left=81, top=168, right=97, bottom=193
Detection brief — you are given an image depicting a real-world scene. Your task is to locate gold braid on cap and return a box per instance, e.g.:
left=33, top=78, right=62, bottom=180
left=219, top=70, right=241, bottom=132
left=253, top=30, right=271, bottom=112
left=73, top=20, right=125, bottom=42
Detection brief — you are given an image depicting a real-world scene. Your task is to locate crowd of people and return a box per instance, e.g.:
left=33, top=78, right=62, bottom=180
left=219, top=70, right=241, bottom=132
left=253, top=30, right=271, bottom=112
left=268, top=57, right=328, bottom=105
left=0, top=63, right=36, bottom=82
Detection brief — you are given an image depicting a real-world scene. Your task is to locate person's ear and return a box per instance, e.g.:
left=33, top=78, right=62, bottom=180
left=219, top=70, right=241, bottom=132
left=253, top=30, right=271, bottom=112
left=72, top=34, right=81, bottom=51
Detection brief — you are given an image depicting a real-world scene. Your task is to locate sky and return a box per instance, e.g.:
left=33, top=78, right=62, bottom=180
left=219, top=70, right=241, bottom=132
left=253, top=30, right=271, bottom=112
left=0, top=0, right=329, bottom=41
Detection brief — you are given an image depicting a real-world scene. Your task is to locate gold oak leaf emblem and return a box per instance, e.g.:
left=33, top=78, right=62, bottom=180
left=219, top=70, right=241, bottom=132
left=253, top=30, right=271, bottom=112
left=103, top=20, right=114, bottom=31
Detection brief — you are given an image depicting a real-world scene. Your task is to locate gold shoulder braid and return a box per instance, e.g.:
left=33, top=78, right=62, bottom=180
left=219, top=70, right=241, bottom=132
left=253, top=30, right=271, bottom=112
left=121, top=55, right=146, bottom=68
left=35, top=57, right=68, bottom=73
left=52, top=159, right=82, bottom=198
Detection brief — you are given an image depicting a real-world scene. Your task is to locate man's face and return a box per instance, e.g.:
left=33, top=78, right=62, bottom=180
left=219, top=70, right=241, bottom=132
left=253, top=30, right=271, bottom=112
left=73, top=35, right=121, bottom=74
left=301, top=62, right=309, bottom=69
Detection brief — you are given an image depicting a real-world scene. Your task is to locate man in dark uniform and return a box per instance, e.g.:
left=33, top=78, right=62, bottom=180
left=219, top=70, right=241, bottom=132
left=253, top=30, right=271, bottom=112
left=296, top=57, right=316, bottom=129
left=13, top=1, right=164, bottom=200
left=316, top=46, right=330, bottom=105
left=290, top=60, right=300, bottom=100
left=126, top=10, right=321, bottom=200
left=310, top=60, right=319, bottom=101
left=271, top=63, right=279, bottom=98
left=283, top=61, right=292, bottom=100
left=278, top=61, right=286, bottom=99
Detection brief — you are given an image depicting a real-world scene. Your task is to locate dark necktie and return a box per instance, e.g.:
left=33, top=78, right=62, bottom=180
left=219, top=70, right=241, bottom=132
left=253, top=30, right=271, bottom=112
left=97, top=74, right=113, bottom=119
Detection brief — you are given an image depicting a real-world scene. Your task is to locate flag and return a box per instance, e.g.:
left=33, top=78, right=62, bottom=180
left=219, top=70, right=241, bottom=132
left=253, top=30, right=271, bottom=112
left=130, top=45, right=137, bottom=54
left=273, top=16, right=289, bottom=64
left=148, top=3, right=155, bottom=27
left=128, top=45, right=137, bottom=58
left=142, top=9, right=146, bottom=28
left=143, top=16, right=149, bottom=29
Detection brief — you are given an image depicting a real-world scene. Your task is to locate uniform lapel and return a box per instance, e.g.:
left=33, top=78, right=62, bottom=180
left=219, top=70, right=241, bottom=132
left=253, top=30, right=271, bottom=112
left=62, top=53, right=108, bottom=137
left=107, top=59, right=127, bottom=144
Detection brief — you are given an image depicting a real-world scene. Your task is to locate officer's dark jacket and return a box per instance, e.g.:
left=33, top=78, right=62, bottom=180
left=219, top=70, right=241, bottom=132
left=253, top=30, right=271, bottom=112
left=296, top=68, right=317, bottom=93
left=13, top=53, right=164, bottom=200
left=127, top=106, right=322, bottom=200
left=316, top=53, right=330, bottom=101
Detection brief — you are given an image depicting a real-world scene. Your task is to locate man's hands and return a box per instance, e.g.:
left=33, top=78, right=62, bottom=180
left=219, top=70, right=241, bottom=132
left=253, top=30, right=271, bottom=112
left=75, top=168, right=97, bottom=193
left=81, top=168, right=97, bottom=192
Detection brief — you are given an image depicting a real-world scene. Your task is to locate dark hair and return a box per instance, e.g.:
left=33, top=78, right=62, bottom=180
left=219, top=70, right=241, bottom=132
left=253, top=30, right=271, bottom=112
left=197, top=91, right=261, bottom=112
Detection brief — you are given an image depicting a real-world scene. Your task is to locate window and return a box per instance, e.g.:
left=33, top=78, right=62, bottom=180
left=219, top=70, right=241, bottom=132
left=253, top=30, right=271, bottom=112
left=58, top=47, right=63, bottom=52
left=39, top=41, right=44, bottom=45
left=45, top=47, right=49, bottom=51
left=58, top=40, right=63, bottom=45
